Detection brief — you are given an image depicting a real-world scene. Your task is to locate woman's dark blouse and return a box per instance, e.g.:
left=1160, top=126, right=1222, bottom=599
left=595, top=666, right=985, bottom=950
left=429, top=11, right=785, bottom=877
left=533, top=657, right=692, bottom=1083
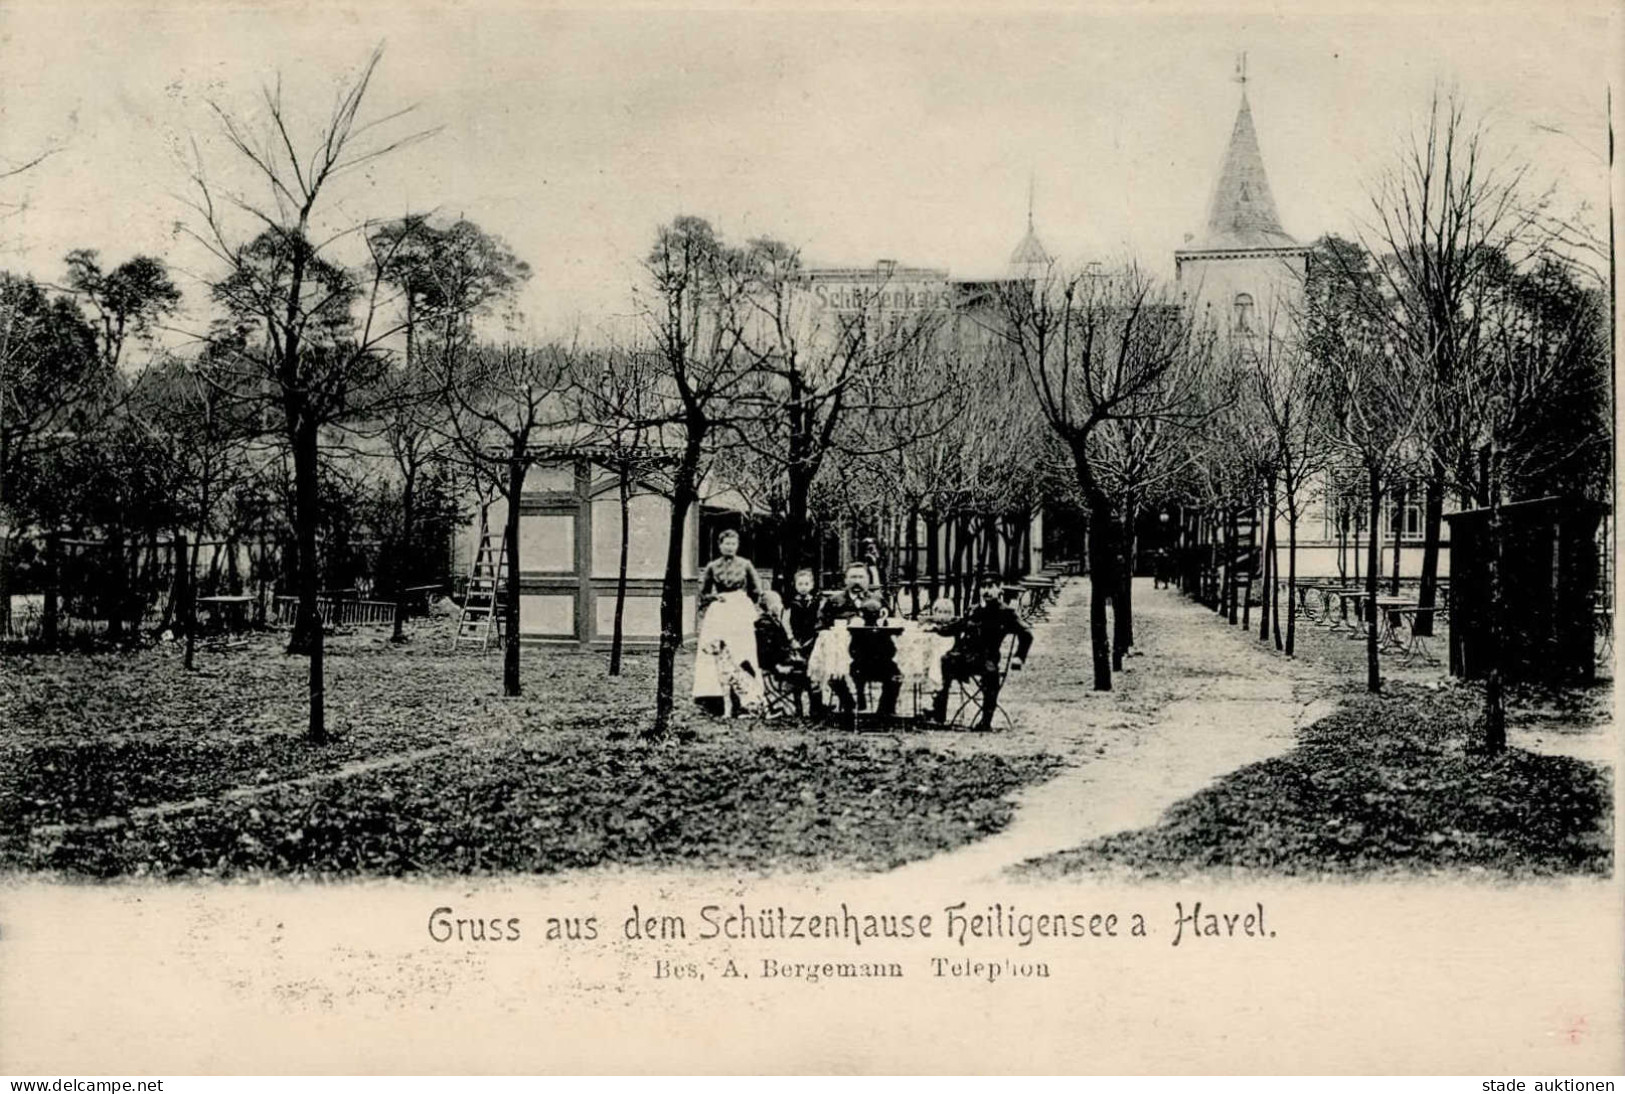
left=699, top=556, right=763, bottom=604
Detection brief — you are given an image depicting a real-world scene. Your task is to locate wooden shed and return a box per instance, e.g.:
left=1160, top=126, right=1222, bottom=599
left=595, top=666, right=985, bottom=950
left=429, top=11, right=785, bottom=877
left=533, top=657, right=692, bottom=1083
left=1442, top=496, right=1607, bottom=687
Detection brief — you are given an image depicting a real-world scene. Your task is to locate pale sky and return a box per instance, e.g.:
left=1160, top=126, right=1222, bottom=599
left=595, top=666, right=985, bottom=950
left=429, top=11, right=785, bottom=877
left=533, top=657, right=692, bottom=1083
left=0, top=1, right=1616, bottom=341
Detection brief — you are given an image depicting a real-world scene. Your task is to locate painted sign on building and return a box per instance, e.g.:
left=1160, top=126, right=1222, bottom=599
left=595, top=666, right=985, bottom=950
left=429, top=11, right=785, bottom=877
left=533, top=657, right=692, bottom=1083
left=802, top=264, right=953, bottom=314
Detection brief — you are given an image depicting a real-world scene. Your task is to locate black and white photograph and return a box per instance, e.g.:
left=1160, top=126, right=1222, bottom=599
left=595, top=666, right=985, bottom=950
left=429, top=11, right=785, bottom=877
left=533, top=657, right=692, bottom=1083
left=0, top=0, right=1619, bottom=1077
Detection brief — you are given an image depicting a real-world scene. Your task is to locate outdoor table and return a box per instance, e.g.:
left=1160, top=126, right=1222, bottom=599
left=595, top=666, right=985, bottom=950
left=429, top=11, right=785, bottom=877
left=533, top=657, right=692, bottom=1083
left=1372, top=597, right=1418, bottom=651
left=401, top=583, right=443, bottom=617
left=1393, top=606, right=1443, bottom=664
left=1332, top=590, right=1386, bottom=639
left=1319, top=586, right=1366, bottom=631
left=196, top=594, right=254, bottom=633
left=1019, top=577, right=1055, bottom=621
left=1293, top=582, right=1327, bottom=623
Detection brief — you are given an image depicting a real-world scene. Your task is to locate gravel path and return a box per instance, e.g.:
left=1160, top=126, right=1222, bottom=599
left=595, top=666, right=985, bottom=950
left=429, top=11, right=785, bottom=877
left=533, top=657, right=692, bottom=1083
left=890, top=578, right=1336, bottom=883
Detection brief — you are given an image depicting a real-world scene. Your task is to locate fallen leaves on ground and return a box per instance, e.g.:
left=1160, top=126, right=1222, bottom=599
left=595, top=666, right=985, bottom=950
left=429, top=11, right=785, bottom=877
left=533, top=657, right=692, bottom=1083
left=1024, top=680, right=1613, bottom=880
left=13, top=736, right=1061, bottom=879
left=1, top=627, right=1062, bottom=878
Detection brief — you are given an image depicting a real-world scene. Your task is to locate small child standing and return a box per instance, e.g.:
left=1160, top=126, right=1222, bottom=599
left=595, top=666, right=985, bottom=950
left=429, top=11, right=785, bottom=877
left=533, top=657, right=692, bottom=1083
left=785, top=568, right=822, bottom=661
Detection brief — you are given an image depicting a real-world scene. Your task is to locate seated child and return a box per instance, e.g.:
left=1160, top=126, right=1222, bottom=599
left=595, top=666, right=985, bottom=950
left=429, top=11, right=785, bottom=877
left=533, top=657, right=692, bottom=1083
left=924, top=597, right=958, bottom=631
left=752, top=589, right=796, bottom=675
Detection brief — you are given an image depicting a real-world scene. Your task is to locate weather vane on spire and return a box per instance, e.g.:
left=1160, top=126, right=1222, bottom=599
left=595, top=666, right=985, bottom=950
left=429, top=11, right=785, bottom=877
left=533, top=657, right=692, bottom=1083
left=1234, top=51, right=1248, bottom=87
left=1027, top=172, right=1035, bottom=231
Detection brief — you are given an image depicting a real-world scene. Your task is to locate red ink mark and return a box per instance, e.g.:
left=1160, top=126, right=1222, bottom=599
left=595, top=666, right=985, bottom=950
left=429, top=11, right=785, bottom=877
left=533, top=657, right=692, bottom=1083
left=1564, top=1016, right=1587, bottom=1044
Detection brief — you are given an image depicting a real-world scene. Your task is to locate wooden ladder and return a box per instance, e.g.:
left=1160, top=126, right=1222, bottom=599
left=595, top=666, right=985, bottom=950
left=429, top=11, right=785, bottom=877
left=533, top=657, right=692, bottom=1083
left=454, top=514, right=508, bottom=651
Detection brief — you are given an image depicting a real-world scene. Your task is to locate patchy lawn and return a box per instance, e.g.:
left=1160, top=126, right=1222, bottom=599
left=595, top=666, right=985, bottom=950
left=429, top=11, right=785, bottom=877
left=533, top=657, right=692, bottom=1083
left=1023, top=679, right=1613, bottom=880
left=0, top=626, right=1063, bottom=879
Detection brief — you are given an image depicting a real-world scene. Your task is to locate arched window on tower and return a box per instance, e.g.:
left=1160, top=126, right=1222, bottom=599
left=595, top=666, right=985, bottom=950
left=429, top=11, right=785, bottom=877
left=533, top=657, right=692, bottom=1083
left=1233, top=292, right=1255, bottom=334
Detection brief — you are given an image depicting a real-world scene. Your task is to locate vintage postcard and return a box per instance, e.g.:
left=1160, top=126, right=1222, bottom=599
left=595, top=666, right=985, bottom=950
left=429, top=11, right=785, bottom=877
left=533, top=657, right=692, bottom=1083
left=0, top=0, right=1619, bottom=1075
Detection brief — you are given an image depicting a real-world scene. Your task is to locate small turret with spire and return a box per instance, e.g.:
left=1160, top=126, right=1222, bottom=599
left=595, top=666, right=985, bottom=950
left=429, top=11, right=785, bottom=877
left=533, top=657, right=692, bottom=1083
left=1008, top=174, right=1052, bottom=280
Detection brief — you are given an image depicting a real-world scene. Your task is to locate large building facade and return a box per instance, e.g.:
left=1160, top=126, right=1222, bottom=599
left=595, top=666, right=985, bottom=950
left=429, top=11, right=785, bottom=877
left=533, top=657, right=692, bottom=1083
left=1176, top=82, right=1448, bottom=584
left=468, top=71, right=1452, bottom=644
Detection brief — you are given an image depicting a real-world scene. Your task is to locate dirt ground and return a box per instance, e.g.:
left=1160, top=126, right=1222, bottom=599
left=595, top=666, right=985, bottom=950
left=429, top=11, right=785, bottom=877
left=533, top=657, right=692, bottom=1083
left=1, top=576, right=1612, bottom=880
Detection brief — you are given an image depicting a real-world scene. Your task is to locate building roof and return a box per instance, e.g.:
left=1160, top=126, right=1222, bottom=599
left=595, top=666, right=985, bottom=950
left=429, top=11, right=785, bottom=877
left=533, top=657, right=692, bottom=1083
left=1009, top=225, right=1051, bottom=268
left=1187, top=92, right=1298, bottom=252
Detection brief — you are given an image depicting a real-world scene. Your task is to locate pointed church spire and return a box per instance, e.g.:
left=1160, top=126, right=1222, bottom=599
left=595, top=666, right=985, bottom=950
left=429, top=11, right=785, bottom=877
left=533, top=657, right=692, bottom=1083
left=1192, top=61, right=1297, bottom=250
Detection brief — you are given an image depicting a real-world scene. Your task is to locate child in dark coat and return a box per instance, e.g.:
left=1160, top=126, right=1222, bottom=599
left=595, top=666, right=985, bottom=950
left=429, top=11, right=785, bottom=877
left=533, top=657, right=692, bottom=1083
left=752, top=590, right=795, bottom=675
left=785, top=568, right=822, bottom=661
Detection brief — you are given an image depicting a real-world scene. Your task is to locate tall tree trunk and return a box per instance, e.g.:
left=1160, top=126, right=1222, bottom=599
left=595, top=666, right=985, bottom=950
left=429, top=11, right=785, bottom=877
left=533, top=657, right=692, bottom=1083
left=138, top=530, right=161, bottom=636
left=1226, top=508, right=1240, bottom=625
left=1113, top=506, right=1135, bottom=665
left=255, top=525, right=269, bottom=628
left=950, top=516, right=970, bottom=612
left=106, top=529, right=125, bottom=642
left=784, top=462, right=812, bottom=596
left=609, top=465, right=631, bottom=676
left=1259, top=484, right=1275, bottom=643
left=1365, top=466, right=1382, bottom=694
left=1390, top=481, right=1405, bottom=597
left=207, top=541, right=222, bottom=598
left=1269, top=499, right=1283, bottom=650
left=925, top=509, right=940, bottom=605
left=392, top=465, right=417, bottom=643
left=905, top=502, right=920, bottom=617
left=1087, top=499, right=1114, bottom=690
left=0, top=534, right=11, bottom=641
left=1352, top=510, right=1362, bottom=585
left=1483, top=450, right=1506, bottom=752
left=1416, top=466, right=1444, bottom=637
left=292, top=418, right=328, bottom=743
left=183, top=534, right=200, bottom=672
left=160, top=533, right=182, bottom=634
left=42, top=530, right=60, bottom=647
left=650, top=446, right=701, bottom=741
left=1337, top=509, right=1348, bottom=585
left=173, top=533, right=188, bottom=666
left=1285, top=508, right=1299, bottom=658
left=502, top=453, right=525, bottom=698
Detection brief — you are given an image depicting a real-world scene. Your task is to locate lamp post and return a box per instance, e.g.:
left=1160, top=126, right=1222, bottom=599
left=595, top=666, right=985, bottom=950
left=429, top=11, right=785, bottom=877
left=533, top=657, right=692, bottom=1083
left=1156, top=508, right=1172, bottom=588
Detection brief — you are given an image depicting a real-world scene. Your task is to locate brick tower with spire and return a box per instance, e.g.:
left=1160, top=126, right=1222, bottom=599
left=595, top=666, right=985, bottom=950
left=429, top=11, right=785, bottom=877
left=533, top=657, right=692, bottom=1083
left=1174, top=55, right=1309, bottom=341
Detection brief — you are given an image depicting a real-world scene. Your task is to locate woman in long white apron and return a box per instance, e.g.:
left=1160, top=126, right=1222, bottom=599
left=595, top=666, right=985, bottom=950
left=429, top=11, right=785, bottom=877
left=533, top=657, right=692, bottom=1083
left=693, top=529, right=764, bottom=716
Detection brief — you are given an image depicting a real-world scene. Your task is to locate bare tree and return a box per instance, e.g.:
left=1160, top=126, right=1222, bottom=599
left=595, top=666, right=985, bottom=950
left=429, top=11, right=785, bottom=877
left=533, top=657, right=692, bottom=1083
left=185, top=45, right=435, bottom=742
left=1248, top=303, right=1332, bottom=657
left=0, top=274, right=113, bottom=642
left=130, top=352, right=253, bottom=666
left=1308, top=243, right=1430, bottom=693
left=994, top=263, right=1213, bottom=690
left=637, top=216, right=752, bottom=740
left=570, top=345, right=670, bottom=675
left=1360, top=92, right=1538, bottom=638
left=440, top=341, right=573, bottom=697
left=365, top=216, right=528, bottom=643
left=729, top=242, right=949, bottom=591
left=1453, top=253, right=1609, bottom=749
